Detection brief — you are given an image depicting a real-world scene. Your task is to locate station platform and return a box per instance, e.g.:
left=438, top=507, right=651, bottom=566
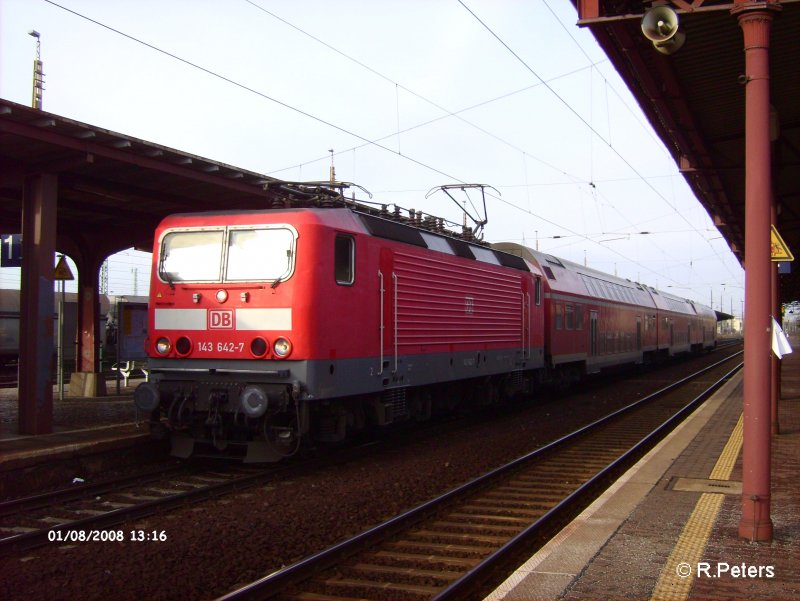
left=0, top=379, right=155, bottom=496
left=486, top=343, right=800, bottom=601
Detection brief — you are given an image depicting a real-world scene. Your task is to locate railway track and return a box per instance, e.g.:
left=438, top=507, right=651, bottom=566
left=0, top=462, right=274, bottom=556
left=218, top=351, right=743, bottom=601
left=0, top=428, right=410, bottom=558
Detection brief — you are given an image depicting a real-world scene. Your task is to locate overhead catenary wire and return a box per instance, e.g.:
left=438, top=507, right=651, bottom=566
left=541, top=0, right=668, bottom=156
left=36, top=0, right=738, bottom=301
left=250, top=0, right=678, bottom=242
left=246, top=0, right=737, bottom=292
left=42, top=0, right=463, bottom=186
left=237, top=3, right=698, bottom=286
left=457, top=0, right=738, bottom=284
left=244, top=0, right=598, bottom=186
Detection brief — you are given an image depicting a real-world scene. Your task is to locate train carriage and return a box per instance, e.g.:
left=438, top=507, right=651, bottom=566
left=492, top=243, right=717, bottom=379
left=496, top=243, right=657, bottom=380
left=649, top=290, right=717, bottom=355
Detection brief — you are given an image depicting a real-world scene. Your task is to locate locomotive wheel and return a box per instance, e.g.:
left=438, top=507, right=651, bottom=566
left=262, top=414, right=300, bottom=458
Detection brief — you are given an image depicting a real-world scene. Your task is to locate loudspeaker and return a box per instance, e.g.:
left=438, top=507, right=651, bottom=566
left=641, top=6, right=685, bottom=55
left=653, top=31, right=685, bottom=55
left=641, top=5, right=679, bottom=42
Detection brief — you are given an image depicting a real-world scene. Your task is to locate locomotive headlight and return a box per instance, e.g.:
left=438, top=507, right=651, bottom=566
left=273, top=337, right=292, bottom=358
left=155, top=337, right=171, bottom=355
left=216, top=289, right=228, bottom=303
left=240, top=385, right=268, bottom=418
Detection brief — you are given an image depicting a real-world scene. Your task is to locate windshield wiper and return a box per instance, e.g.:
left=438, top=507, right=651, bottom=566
left=158, top=254, right=175, bottom=290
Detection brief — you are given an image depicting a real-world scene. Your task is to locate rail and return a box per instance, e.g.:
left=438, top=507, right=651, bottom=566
left=0, top=465, right=273, bottom=557
left=434, top=357, right=742, bottom=599
left=217, top=350, right=742, bottom=600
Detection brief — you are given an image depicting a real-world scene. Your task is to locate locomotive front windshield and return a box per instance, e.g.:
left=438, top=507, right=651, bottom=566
left=158, top=226, right=296, bottom=283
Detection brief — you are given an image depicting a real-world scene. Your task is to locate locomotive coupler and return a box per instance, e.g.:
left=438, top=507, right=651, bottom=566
left=206, top=390, right=229, bottom=450
left=205, top=390, right=228, bottom=426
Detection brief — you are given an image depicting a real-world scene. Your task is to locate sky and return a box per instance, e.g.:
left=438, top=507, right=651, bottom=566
left=0, top=0, right=745, bottom=315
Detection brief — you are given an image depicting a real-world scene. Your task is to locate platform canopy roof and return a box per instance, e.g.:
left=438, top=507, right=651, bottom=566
left=574, top=0, right=800, bottom=301
left=0, top=98, right=314, bottom=256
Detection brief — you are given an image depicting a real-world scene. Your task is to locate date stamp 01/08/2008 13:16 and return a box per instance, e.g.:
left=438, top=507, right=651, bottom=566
left=47, top=529, right=168, bottom=543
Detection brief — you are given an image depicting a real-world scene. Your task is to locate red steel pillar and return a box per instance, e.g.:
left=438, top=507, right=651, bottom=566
left=18, top=172, right=58, bottom=434
left=71, top=252, right=107, bottom=396
left=733, top=1, right=780, bottom=542
left=76, top=256, right=103, bottom=373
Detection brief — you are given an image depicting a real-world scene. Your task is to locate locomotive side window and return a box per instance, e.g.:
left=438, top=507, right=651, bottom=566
left=226, top=227, right=295, bottom=282
left=420, top=232, right=454, bottom=254
left=159, top=230, right=224, bottom=283
left=472, top=246, right=501, bottom=265
left=534, top=277, right=542, bottom=305
left=335, top=235, right=355, bottom=285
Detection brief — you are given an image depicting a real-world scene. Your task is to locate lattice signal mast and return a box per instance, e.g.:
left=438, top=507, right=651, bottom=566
left=29, top=30, right=44, bottom=110
left=100, top=260, right=109, bottom=295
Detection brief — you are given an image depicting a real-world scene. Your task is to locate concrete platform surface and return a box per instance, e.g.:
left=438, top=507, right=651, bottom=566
left=0, top=379, right=146, bottom=468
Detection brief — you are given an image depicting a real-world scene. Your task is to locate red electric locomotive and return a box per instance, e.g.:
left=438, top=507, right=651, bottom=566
left=135, top=205, right=547, bottom=461
left=135, top=198, right=717, bottom=461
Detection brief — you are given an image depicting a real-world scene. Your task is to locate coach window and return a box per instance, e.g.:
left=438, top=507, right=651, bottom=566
left=334, top=235, right=355, bottom=285
left=555, top=303, right=564, bottom=330
left=565, top=304, right=575, bottom=330
left=576, top=304, right=583, bottom=330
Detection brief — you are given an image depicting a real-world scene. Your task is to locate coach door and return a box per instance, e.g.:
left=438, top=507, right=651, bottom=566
left=589, top=311, right=598, bottom=356
left=636, top=316, right=642, bottom=351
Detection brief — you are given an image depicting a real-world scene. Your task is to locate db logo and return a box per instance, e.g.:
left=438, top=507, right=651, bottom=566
left=208, top=309, right=234, bottom=329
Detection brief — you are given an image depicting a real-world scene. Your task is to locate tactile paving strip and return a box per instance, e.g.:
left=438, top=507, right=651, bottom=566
left=649, top=414, right=743, bottom=601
